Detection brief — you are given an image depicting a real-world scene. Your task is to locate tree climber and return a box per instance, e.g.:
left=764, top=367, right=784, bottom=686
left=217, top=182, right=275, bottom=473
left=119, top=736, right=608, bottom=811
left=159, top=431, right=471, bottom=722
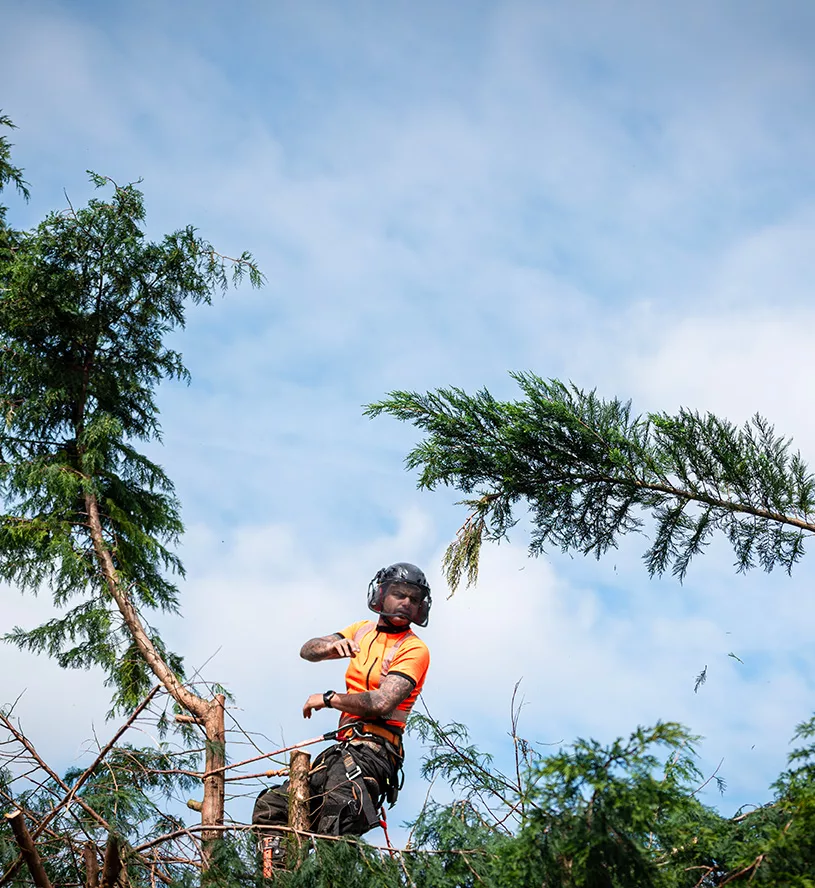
left=252, top=562, right=432, bottom=860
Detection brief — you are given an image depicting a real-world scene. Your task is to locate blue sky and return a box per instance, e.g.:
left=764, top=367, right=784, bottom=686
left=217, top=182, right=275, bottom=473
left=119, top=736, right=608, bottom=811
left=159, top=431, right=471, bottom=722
left=3, top=0, right=815, bottom=845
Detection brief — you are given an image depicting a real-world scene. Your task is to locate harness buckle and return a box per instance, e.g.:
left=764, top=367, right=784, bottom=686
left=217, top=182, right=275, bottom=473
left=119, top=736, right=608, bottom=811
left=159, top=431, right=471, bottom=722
left=343, top=751, right=362, bottom=781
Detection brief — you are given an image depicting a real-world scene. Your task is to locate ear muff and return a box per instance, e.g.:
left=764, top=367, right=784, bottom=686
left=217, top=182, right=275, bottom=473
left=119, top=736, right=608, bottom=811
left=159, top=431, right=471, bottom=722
left=412, top=593, right=431, bottom=628
left=366, top=570, right=388, bottom=614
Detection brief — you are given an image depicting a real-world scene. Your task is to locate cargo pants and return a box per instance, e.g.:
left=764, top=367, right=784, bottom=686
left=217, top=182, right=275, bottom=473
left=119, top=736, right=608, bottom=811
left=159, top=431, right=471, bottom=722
left=252, top=740, right=400, bottom=838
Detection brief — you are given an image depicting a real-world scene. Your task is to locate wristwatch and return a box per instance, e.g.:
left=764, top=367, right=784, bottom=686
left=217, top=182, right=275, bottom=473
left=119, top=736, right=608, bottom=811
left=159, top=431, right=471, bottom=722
left=323, top=690, right=336, bottom=709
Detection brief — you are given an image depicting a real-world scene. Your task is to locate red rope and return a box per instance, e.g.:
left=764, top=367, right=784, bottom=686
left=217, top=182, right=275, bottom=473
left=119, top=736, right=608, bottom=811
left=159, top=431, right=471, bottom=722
left=379, top=807, right=395, bottom=857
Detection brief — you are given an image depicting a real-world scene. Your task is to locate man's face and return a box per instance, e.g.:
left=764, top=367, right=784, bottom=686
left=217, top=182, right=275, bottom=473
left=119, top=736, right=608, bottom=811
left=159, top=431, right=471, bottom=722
left=381, top=581, right=425, bottom=627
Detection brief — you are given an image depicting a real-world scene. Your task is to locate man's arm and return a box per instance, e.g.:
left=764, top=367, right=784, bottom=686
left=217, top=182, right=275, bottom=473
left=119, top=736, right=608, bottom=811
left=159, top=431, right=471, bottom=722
left=300, top=633, right=360, bottom=662
left=302, top=674, right=414, bottom=720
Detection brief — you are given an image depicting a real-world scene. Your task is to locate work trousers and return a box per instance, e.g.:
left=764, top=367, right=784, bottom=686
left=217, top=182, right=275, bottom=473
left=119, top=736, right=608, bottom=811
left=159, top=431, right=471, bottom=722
left=252, top=740, right=399, bottom=837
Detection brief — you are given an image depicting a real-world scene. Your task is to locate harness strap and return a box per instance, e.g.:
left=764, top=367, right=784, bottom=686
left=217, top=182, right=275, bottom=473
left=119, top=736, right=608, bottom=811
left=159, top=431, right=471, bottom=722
left=337, top=722, right=404, bottom=757
left=342, top=749, right=380, bottom=829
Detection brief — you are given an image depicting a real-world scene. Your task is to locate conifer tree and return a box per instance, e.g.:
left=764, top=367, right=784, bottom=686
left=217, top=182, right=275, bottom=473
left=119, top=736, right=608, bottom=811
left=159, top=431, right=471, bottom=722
left=367, top=374, right=815, bottom=590
left=0, top=170, right=261, bottom=860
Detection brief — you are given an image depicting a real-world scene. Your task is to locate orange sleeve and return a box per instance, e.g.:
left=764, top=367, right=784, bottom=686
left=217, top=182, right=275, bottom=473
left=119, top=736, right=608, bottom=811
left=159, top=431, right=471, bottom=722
left=387, top=637, right=430, bottom=689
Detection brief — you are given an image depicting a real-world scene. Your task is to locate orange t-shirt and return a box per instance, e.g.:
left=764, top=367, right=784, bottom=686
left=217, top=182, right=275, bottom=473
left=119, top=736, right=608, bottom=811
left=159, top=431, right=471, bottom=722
left=336, top=620, right=430, bottom=730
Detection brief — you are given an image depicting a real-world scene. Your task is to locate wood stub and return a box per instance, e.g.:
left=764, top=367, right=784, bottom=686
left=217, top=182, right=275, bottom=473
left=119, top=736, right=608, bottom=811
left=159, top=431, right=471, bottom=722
left=288, top=750, right=312, bottom=833
left=84, top=842, right=99, bottom=888
left=101, top=835, right=122, bottom=888
left=288, top=749, right=312, bottom=868
left=174, top=714, right=204, bottom=725
left=4, top=810, right=54, bottom=888
left=200, top=694, right=226, bottom=870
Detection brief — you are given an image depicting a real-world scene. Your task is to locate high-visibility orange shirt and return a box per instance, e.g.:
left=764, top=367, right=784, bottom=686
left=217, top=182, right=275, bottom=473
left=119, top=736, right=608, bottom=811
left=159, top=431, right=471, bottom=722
left=336, top=620, right=430, bottom=730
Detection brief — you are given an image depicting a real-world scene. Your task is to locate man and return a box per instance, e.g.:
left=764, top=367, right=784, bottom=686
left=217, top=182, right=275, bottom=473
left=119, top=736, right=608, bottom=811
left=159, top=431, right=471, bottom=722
left=252, top=562, right=431, bottom=858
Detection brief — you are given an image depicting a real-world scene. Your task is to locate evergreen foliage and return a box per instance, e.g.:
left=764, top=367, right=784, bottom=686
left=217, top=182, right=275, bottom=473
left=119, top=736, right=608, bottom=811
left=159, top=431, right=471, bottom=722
left=0, top=741, right=201, bottom=887
left=0, top=173, right=261, bottom=711
left=5, top=709, right=815, bottom=886
left=367, top=375, right=815, bottom=590
left=400, top=714, right=815, bottom=886
left=0, top=113, right=29, bottom=262
left=0, top=113, right=29, bottom=215
left=155, top=713, right=814, bottom=887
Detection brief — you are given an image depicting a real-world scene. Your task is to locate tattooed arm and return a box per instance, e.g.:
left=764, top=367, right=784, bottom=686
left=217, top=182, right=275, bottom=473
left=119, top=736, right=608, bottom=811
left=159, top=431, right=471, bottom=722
left=300, top=634, right=360, bottom=662
left=302, top=674, right=414, bottom=719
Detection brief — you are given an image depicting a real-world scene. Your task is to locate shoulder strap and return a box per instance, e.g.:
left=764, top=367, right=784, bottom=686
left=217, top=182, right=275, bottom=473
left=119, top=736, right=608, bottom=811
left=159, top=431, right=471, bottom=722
left=381, top=630, right=415, bottom=678
left=352, top=621, right=377, bottom=645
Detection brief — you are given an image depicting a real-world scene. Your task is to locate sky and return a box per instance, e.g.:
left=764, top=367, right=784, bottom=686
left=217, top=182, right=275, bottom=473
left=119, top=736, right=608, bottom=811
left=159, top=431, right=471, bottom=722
left=3, top=0, right=815, bottom=847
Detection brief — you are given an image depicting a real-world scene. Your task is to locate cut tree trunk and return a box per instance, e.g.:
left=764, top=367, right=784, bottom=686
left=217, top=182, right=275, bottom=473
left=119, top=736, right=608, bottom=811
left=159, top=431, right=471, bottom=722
left=101, top=835, right=122, bottom=888
left=84, top=842, right=99, bottom=888
left=287, top=750, right=311, bottom=868
left=201, top=694, right=226, bottom=869
left=85, top=490, right=227, bottom=872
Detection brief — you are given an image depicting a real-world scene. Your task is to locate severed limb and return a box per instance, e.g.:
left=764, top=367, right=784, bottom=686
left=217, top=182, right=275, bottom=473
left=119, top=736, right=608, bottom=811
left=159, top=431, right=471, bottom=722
left=84, top=842, right=100, bottom=888
left=4, top=810, right=54, bottom=888
left=0, top=693, right=174, bottom=887
left=101, top=835, right=122, bottom=888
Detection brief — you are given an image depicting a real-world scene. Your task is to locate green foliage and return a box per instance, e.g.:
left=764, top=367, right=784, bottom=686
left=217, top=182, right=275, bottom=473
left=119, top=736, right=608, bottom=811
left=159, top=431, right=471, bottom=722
left=411, top=716, right=705, bottom=887
left=0, top=112, right=29, bottom=224
left=0, top=173, right=262, bottom=710
left=367, top=374, right=815, bottom=590
left=761, top=716, right=815, bottom=885
left=63, top=743, right=199, bottom=840
left=515, top=723, right=703, bottom=887
left=126, top=712, right=778, bottom=887
left=0, top=697, right=217, bottom=887
left=400, top=713, right=815, bottom=886
left=3, top=707, right=814, bottom=886
left=0, top=112, right=29, bottom=269
left=412, top=713, right=521, bottom=811
left=195, top=830, right=495, bottom=888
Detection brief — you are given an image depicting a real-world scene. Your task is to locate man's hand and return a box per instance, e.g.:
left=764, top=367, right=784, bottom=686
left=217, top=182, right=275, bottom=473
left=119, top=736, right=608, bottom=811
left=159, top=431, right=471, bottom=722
left=303, top=693, right=326, bottom=719
left=328, top=637, right=360, bottom=659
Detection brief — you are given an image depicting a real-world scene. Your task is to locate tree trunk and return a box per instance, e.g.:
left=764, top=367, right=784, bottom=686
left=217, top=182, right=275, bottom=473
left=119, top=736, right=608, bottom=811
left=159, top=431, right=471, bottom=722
left=84, top=491, right=205, bottom=716
left=287, top=750, right=311, bottom=868
left=83, top=842, right=99, bottom=888
left=85, top=490, right=227, bottom=869
left=201, top=694, right=226, bottom=870
left=101, top=835, right=122, bottom=888
left=4, top=811, right=53, bottom=888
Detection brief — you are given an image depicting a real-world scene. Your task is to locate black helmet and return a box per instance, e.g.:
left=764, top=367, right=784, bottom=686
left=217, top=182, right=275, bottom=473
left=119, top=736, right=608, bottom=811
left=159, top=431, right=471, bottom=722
left=367, top=562, right=432, bottom=627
